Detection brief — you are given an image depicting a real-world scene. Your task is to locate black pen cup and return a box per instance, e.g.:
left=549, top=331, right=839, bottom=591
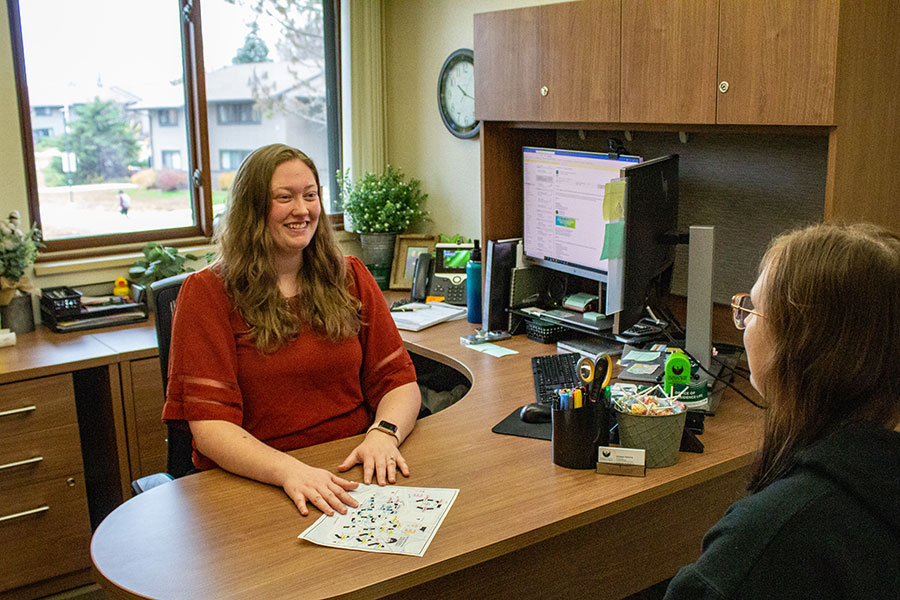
left=551, top=402, right=610, bottom=469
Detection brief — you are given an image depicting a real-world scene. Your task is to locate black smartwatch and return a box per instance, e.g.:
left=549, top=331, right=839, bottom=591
left=367, top=420, right=400, bottom=444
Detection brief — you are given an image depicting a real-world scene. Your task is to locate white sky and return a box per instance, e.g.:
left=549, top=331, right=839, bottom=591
left=19, top=0, right=281, bottom=92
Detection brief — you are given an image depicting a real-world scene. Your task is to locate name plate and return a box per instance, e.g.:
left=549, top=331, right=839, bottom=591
left=596, top=446, right=646, bottom=477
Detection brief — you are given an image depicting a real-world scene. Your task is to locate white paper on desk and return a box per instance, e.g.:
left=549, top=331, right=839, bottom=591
left=390, top=302, right=466, bottom=331
left=298, top=484, right=459, bottom=557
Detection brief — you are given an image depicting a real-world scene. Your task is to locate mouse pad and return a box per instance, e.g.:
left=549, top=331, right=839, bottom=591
left=491, top=407, right=551, bottom=441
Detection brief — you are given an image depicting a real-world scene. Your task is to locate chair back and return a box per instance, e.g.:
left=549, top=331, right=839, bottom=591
left=150, top=273, right=193, bottom=478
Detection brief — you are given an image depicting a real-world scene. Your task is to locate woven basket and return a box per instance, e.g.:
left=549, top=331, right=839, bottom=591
left=615, top=409, right=686, bottom=468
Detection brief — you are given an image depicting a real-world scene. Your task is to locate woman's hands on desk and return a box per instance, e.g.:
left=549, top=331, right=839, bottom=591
left=338, top=381, right=420, bottom=486
left=339, top=430, right=407, bottom=486
left=190, top=419, right=359, bottom=517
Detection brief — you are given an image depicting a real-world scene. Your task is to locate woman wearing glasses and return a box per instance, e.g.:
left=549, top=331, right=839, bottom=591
left=665, top=222, right=900, bottom=599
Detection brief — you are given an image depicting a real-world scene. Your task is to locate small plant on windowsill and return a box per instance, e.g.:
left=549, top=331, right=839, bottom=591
left=128, top=242, right=213, bottom=287
left=337, top=165, right=429, bottom=234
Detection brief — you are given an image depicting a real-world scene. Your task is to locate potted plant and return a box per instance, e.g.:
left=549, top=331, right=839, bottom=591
left=338, top=165, right=429, bottom=274
left=0, top=211, right=43, bottom=333
left=128, top=242, right=213, bottom=309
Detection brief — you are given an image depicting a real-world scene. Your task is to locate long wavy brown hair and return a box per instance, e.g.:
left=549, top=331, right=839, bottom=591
left=748, top=222, right=900, bottom=492
left=212, top=144, right=360, bottom=353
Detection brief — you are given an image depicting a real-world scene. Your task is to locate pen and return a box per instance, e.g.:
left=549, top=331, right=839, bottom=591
left=391, top=306, right=431, bottom=312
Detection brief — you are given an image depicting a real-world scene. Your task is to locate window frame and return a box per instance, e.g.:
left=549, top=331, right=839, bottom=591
left=9, top=0, right=342, bottom=260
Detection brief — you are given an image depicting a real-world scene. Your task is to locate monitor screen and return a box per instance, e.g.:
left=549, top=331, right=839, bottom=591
left=522, top=147, right=640, bottom=283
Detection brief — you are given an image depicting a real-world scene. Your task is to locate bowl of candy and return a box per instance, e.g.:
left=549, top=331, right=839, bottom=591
left=612, top=385, right=687, bottom=468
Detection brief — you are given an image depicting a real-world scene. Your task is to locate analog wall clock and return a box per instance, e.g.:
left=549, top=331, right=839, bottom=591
left=437, top=48, right=480, bottom=139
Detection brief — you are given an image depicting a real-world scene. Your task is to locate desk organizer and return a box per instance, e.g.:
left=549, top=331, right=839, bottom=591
left=41, top=282, right=148, bottom=333
left=525, top=318, right=568, bottom=344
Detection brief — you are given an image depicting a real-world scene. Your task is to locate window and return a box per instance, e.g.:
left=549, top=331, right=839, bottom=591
left=10, top=0, right=342, bottom=256
left=220, top=150, right=251, bottom=171
left=158, top=109, right=179, bottom=127
left=216, top=103, right=261, bottom=125
left=161, top=151, right=183, bottom=170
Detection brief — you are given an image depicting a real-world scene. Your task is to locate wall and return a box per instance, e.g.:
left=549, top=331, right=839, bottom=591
left=0, top=2, right=29, bottom=234
left=382, top=0, right=568, bottom=242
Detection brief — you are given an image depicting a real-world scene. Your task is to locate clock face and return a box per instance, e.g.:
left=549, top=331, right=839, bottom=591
left=438, top=49, right=480, bottom=139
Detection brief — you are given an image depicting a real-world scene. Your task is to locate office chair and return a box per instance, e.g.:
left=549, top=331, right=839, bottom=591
left=131, top=272, right=193, bottom=494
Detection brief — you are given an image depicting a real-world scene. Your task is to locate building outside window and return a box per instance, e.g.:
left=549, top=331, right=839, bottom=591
left=216, top=103, right=261, bottom=125
left=220, top=150, right=251, bottom=171
left=161, top=150, right=182, bottom=170
left=11, top=0, right=341, bottom=255
left=158, top=109, right=179, bottom=127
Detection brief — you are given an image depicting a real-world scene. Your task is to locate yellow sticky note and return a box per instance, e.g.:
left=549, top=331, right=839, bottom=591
left=603, top=179, right=626, bottom=222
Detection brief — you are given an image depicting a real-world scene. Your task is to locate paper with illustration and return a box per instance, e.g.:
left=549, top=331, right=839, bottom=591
left=298, top=484, right=459, bottom=557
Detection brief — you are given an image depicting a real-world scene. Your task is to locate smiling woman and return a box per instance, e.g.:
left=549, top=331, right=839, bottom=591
left=162, top=142, right=422, bottom=517
left=9, top=0, right=342, bottom=256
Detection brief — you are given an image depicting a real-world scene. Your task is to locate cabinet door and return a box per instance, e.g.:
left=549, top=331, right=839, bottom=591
left=540, top=0, right=620, bottom=122
left=127, top=358, right=167, bottom=479
left=474, top=6, right=541, bottom=122
left=717, top=0, right=839, bottom=125
left=620, top=0, right=718, bottom=124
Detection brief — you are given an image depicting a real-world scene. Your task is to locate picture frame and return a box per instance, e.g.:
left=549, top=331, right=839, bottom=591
left=390, top=234, right=437, bottom=290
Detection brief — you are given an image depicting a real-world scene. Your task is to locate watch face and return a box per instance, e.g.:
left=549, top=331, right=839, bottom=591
left=378, top=420, right=398, bottom=434
left=438, top=49, right=480, bottom=139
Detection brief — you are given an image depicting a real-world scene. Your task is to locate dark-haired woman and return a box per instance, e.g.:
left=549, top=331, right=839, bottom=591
left=163, top=144, right=421, bottom=517
left=665, top=222, right=900, bottom=599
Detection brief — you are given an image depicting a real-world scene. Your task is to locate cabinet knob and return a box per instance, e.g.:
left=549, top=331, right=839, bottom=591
left=540, top=86, right=549, bottom=97
left=718, top=81, right=729, bottom=93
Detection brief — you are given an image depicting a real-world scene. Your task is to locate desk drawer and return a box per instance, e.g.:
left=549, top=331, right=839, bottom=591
left=0, top=423, right=85, bottom=492
left=0, top=375, right=77, bottom=437
left=0, top=474, right=92, bottom=593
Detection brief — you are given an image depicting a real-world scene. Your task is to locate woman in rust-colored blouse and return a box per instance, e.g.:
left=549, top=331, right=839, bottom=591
left=162, top=144, right=420, bottom=517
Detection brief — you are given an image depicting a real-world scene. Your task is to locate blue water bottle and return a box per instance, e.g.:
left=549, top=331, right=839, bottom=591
left=466, top=240, right=482, bottom=324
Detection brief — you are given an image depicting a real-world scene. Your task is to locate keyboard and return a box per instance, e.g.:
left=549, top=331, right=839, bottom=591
left=531, top=353, right=581, bottom=405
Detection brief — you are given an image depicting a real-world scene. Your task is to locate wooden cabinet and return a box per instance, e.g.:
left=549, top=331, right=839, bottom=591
left=475, top=0, right=620, bottom=123
left=480, top=0, right=839, bottom=126
left=621, top=0, right=719, bottom=124
left=0, top=375, right=92, bottom=594
left=716, top=0, right=839, bottom=125
left=121, top=357, right=167, bottom=481
left=622, top=0, right=839, bottom=125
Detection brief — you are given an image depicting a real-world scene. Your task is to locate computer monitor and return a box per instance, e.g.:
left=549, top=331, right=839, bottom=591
left=522, top=147, right=680, bottom=335
left=615, top=154, right=680, bottom=334
left=521, top=146, right=640, bottom=283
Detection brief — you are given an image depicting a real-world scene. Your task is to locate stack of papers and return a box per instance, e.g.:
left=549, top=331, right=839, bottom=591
left=390, top=302, right=467, bottom=331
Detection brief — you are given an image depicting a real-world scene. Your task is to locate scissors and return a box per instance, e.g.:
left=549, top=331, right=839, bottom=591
left=577, top=353, right=613, bottom=404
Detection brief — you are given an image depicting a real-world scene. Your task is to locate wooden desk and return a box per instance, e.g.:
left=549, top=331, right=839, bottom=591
left=90, top=317, right=764, bottom=600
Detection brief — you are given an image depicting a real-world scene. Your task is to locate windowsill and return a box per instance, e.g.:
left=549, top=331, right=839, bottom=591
left=33, top=230, right=361, bottom=277
left=33, top=245, right=216, bottom=277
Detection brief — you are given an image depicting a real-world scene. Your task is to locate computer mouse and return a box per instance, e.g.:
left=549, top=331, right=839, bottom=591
left=519, top=402, right=552, bottom=424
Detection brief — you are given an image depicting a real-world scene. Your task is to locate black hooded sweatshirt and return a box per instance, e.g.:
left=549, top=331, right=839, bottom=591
left=665, top=423, right=900, bottom=599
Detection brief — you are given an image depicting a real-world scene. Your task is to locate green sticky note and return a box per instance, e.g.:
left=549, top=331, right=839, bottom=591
left=600, top=221, right=625, bottom=260
left=466, top=343, right=519, bottom=357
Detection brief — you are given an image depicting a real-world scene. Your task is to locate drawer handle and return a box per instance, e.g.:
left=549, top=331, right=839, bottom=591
left=0, top=405, right=37, bottom=418
left=0, top=456, right=44, bottom=471
left=0, top=505, right=50, bottom=523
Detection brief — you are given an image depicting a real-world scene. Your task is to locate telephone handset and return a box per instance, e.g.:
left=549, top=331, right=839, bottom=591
left=411, top=252, right=433, bottom=301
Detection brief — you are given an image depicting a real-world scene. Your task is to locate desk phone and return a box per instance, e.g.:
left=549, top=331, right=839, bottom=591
left=430, top=242, right=473, bottom=305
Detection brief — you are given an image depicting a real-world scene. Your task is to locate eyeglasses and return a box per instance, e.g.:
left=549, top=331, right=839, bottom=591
left=731, top=293, right=765, bottom=330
